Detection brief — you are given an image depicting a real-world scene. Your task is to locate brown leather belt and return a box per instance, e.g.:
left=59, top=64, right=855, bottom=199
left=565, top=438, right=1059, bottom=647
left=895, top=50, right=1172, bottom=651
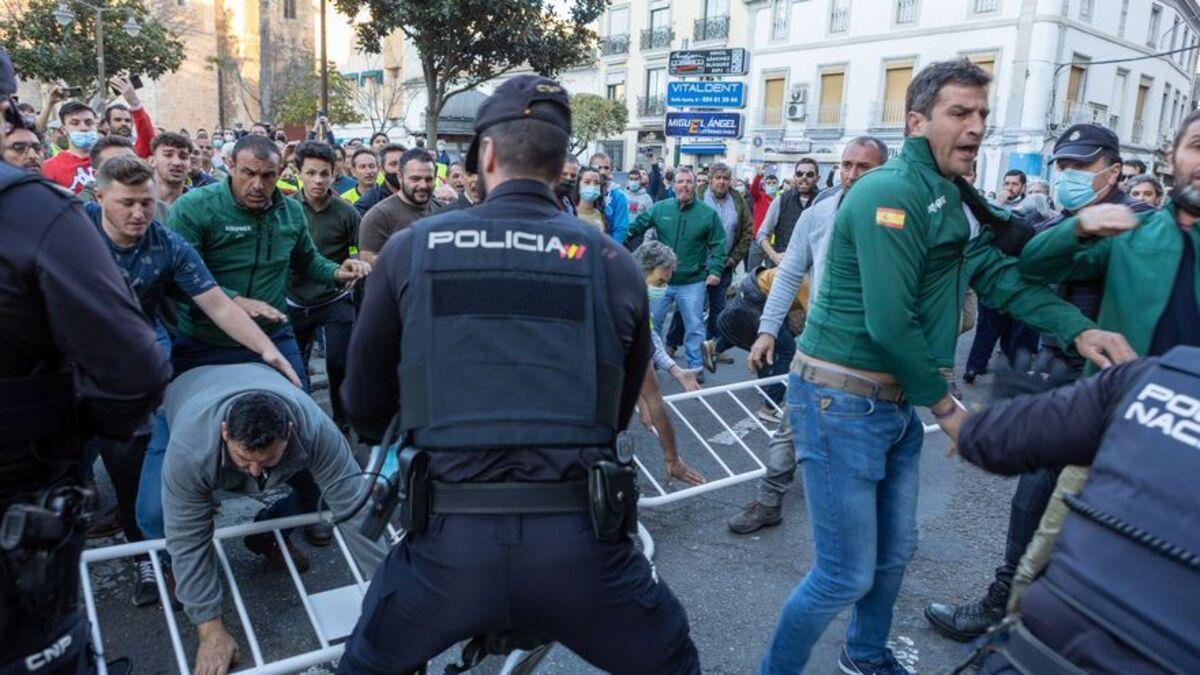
left=794, top=359, right=906, bottom=404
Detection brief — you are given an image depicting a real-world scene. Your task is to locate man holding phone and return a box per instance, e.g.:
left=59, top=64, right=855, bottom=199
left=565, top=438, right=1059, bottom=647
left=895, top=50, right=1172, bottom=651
left=104, top=74, right=155, bottom=158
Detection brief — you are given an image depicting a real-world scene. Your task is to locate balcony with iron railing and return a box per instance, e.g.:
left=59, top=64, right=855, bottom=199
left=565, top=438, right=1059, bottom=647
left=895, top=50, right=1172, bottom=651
left=1132, top=118, right=1145, bottom=144
left=973, top=0, right=998, bottom=12
left=1059, top=100, right=1110, bottom=127
left=870, top=101, right=907, bottom=129
left=638, top=94, right=667, bottom=117
left=640, top=27, right=674, bottom=51
left=694, top=15, right=729, bottom=42
left=829, top=7, right=849, bottom=33
left=895, top=0, right=918, bottom=24
left=812, top=103, right=847, bottom=130
left=599, top=34, right=629, bottom=57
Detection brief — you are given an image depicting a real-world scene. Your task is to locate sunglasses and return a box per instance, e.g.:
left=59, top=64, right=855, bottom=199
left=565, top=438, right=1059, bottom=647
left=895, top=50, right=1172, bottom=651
left=7, top=141, right=44, bottom=154
left=796, top=170, right=817, bottom=178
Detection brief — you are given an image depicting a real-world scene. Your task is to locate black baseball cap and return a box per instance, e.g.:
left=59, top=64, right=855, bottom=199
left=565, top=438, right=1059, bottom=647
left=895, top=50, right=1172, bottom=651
left=1051, top=123, right=1120, bottom=162
left=464, top=74, right=572, bottom=173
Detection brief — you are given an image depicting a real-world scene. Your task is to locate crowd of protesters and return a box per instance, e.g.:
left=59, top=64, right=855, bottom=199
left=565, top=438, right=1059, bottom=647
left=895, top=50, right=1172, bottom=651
left=3, top=54, right=1198, bottom=675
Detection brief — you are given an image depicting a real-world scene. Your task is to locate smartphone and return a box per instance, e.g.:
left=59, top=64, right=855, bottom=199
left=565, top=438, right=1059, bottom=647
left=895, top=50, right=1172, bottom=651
left=129, top=74, right=143, bottom=89
left=63, top=86, right=83, bottom=98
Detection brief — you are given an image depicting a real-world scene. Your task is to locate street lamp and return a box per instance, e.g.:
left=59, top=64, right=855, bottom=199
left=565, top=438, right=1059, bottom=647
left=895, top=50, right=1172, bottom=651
left=52, top=1, right=143, bottom=105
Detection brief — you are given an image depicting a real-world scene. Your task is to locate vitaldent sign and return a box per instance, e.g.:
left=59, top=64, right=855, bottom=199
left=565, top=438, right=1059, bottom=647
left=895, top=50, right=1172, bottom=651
left=666, top=81, right=746, bottom=108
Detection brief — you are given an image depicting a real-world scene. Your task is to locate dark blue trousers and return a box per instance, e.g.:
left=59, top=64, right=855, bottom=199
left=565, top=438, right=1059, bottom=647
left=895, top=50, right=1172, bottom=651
left=966, top=305, right=1040, bottom=374
left=338, top=513, right=700, bottom=674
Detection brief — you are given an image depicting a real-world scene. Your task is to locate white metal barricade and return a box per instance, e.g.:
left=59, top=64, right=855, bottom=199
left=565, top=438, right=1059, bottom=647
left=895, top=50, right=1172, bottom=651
left=633, top=374, right=942, bottom=508
left=79, top=375, right=944, bottom=674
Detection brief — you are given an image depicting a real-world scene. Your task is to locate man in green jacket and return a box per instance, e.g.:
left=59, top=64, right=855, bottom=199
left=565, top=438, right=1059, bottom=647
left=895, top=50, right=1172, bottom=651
left=286, top=141, right=362, bottom=428
left=167, top=134, right=370, bottom=389
left=1002, top=110, right=1200, bottom=622
left=667, top=161, right=751, bottom=368
left=626, top=167, right=726, bottom=372
left=755, top=59, right=1135, bottom=675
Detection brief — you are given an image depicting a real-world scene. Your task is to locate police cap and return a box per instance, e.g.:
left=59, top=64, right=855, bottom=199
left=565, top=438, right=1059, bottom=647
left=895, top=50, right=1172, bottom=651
left=464, top=74, right=571, bottom=173
left=1051, top=123, right=1120, bottom=162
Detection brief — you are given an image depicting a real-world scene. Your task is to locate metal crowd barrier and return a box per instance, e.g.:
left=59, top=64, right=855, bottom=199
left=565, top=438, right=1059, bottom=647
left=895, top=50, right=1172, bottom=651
left=79, top=375, right=944, bottom=674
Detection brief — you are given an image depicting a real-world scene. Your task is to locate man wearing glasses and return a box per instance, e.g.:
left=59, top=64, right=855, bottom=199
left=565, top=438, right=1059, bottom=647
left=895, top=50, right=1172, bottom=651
left=756, top=158, right=821, bottom=267
left=2, top=124, right=44, bottom=173
left=1118, top=158, right=1146, bottom=193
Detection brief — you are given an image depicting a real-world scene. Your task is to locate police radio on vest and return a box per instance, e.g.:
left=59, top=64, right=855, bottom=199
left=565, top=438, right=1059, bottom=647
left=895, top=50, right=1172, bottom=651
left=427, top=229, right=587, bottom=259
left=1125, top=382, right=1200, bottom=450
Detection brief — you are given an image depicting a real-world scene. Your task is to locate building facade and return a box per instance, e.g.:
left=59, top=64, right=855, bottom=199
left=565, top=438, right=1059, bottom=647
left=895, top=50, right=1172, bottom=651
left=738, top=0, right=1200, bottom=189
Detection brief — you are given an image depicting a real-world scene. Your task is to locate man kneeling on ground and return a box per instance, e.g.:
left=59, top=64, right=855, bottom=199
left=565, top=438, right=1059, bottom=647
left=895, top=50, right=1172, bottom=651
left=158, top=363, right=386, bottom=675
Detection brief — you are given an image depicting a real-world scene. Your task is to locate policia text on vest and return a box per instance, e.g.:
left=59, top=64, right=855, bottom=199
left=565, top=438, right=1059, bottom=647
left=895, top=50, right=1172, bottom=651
left=338, top=72, right=699, bottom=674
left=956, top=346, right=1200, bottom=674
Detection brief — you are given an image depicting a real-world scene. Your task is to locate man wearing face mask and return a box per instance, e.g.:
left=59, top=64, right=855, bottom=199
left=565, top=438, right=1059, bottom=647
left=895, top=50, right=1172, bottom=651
left=625, top=167, right=654, bottom=217
left=358, top=147, right=441, bottom=266
left=748, top=167, right=780, bottom=234
left=353, top=143, right=405, bottom=217
left=41, top=100, right=99, bottom=193
left=555, top=155, right=579, bottom=215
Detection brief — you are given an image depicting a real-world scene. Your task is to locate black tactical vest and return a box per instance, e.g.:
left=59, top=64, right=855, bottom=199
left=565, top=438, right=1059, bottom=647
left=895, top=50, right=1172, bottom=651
left=398, top=211, right=625, bottom=450
left=1043, top=346, right=1200, bottom=673
left=774, top=189, right=813, bottom=253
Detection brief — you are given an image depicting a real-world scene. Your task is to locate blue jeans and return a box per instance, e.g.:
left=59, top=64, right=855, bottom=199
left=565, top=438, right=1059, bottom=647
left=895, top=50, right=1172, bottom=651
left=666, top=267, right=733, bottom=348
left=760, top=375, right=924, bottom=673
left=651, top=282, right=706, bottom=369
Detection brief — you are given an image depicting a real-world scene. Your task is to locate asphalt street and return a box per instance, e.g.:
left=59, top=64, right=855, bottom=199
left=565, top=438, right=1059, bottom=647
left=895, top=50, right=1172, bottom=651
left=84, top=331, right=1017, bottom=674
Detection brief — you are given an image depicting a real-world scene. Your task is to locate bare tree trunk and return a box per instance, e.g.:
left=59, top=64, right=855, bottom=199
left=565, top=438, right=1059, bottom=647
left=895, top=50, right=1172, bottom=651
left=423, top=63, right=441, bottom=148
left=257, top=0, right=272, bottom=122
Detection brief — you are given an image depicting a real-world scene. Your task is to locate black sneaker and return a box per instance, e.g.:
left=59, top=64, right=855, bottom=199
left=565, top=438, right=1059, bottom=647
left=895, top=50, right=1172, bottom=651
left=963, top=370, right=979, bottom=384
left=924, top=581, right=1008, bottom=642
left=131, top=558, right=158, bottom=607
left=838, top=646, right=911, bottom=675
left=727, top=501, right=783, bottom=534
left=304, top=522, right=333, bottom=547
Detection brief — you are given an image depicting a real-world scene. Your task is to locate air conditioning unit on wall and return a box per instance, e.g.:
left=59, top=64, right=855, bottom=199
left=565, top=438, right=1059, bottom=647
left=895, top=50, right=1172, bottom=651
left=786, top=103, right=806, bottom=121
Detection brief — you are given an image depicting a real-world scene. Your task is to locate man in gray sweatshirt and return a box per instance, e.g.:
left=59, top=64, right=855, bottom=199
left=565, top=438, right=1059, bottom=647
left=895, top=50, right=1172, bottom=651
left=732, top=136, right=889, bottom=535
left=159, top=363, right=386, bottom=674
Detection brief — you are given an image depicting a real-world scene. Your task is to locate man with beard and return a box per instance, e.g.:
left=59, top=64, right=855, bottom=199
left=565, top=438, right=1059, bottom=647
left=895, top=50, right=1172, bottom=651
left=103, top=74, right=155, bottom=158
left=757, top=59, right=1135, bottom=675
left=756, top=158, right=820, bottom=268
left=556, top=155, right=579, bottom=215
left=353, top=143, right=405, bottom=217
left=1, top=123, right=44, bottom=172
left=358, top=147, right=440, bottom=266
left=588, top=151, right=629, bottom=242
left=149, top=132, right=192, bottom=218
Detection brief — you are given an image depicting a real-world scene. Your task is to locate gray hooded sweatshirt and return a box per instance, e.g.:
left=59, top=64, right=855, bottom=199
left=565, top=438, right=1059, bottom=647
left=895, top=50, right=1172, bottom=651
left=161, top=363, right=386, bottom=625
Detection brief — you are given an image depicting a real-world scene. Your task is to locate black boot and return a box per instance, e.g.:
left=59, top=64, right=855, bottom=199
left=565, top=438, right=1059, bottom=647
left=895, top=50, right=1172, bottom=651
left=924, top=581, right=1007, bottom=642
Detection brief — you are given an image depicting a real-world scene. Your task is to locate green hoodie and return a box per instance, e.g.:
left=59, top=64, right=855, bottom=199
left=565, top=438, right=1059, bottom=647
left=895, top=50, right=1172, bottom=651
left=1019, top=200, right=1200, bottom=372
left=168, top=179, right=340, bottom=346
left=800, top=136, right=1095, bottom=406
left=626, top=197, right=726, bottom=286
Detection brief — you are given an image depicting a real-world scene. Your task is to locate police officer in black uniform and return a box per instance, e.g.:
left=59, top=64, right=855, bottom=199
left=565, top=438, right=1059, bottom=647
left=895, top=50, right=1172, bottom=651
left=338, top=75, right=700, bottom=674
left=0, top=48, right=171, bottom=674
left=953, top=346, right=1200, bottom=674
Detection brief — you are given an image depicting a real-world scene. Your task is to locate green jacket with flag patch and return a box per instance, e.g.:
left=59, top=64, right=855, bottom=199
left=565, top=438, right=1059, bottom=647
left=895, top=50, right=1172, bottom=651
left=798, top=136, right=1095, bottom=406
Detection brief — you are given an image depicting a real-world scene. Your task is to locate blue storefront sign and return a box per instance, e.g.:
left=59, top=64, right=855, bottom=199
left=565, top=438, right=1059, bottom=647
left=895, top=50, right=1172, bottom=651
left=666, top=81, right=746, bottom=108
left=665, top=112, right=743, bottom=139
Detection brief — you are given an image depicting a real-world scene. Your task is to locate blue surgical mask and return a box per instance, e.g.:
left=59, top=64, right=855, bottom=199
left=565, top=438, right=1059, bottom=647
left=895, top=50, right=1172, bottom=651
left=212, top=139, right=224, bottom=151
left=765, top=185, right=778, bottom=197
left=647, top=284, right=667, bottom=302
left=627, top=182, right=641, bottom=193
left=1053, top=168, right=1102, bottom=211
left=580, top=185, right=601, bottom=203
left=69, top=130, right=99, bottom=150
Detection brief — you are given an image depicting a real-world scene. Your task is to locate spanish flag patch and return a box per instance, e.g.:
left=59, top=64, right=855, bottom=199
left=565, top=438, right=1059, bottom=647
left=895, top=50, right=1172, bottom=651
left=875, top=207, right=906, bottom=229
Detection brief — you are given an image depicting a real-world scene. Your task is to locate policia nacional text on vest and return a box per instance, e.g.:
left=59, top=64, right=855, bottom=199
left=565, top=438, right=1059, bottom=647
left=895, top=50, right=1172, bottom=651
left=963, top=346, right=1200, bottom=675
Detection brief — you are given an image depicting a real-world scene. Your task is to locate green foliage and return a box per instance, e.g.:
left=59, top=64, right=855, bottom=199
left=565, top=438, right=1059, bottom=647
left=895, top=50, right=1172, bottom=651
left=275, top=67, right=363, bottom=127
left=330, top=0, right=609, bottom=144
left=570, top=93, right=627, bottom=153
left=2, top=0, right=185, bottom=94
